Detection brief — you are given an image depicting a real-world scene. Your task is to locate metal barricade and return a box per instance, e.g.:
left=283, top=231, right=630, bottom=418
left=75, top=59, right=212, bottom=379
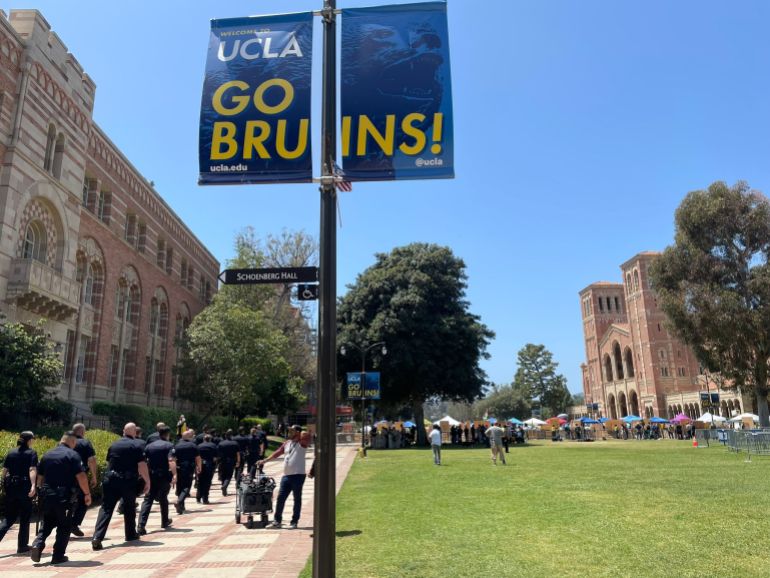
left=725, top=429, right=770, bottom=461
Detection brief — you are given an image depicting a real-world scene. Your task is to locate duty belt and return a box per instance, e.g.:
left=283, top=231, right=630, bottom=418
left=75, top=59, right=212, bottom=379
left=107, top=470, right=137, bottom=479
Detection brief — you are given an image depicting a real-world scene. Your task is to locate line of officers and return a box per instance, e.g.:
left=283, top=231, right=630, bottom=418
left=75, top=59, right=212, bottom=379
left=0, top=421, right=268, bottom=564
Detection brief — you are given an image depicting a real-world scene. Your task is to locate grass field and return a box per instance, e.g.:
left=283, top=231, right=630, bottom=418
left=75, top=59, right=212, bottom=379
left=302, top=439, right=770, bottom=578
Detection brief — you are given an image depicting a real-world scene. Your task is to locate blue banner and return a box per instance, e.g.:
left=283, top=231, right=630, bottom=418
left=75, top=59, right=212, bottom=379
left=341, top=2, right=454, bottom=181
left=199, top=13, right=313, bottom=184
left=346, top=372, right=381, bottom=400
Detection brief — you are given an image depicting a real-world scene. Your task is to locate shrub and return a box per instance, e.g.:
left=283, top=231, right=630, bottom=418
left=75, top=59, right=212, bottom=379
left=241, top=416, right=274, bottom=434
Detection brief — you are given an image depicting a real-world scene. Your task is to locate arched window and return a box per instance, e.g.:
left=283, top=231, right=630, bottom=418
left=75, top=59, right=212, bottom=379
left=604, top=354, right=614, bottom=382
left=52, top=133, right=65, bottom=179
left=629, top=390, right=639, bottom=416
left=43, top=124, right=56, bottom=171
left=624, top=347, right=635, bottom=377
left=633, top=269, right=640, bottom=291
left=23, top=221, right=47, bottom=263
left=626, top=273, right=632, bottom=294
left=608, top=394, right=617, bottom=420
left=613, top=342, right=624, bottom=380
left=84, top=264, right=95, bottom=305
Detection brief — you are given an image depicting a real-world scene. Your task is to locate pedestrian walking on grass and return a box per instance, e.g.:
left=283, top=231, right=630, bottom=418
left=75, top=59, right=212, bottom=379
left=259, top=425, right=310, bottom=529
left=485, top=423, right=506, bottom=465
left=0, top=431, right=38, bottom=554
left=429, top=424, right=442, bottom=465
left=31, top=431, right=91, bottom=564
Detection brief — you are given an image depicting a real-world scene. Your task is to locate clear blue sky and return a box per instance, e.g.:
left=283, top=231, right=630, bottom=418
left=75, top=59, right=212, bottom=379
left=14, top=1, right=770, bottom=394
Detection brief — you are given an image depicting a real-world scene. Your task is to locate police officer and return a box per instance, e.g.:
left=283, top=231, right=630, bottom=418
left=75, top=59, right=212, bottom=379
left=196, top=434, right=217, bottom=504
left=0, top=431, right=38, bottom=553
left=247, top=425, right=267, bottom=477
left=92, top=423, right=150, bottom=551
left=217, top=430, right=240, bottom=496
left=146, top=422, right=167, bottom=445
left=70, top=423, right=98, bottom=537
left=233, top=427, right=249, bottom=481
left=31, top=431, right=91, bottom=564
left=137, top=426, right=175, bottom=534
left=172, top=429, right=200, bottom=514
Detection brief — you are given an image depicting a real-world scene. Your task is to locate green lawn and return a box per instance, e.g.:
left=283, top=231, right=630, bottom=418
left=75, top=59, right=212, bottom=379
left=302, top=440, right=770, bottom=578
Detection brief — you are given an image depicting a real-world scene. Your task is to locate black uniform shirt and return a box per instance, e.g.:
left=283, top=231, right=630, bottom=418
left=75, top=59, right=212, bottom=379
left=195, top=433, right=205, bottom=445
left=233, top=434, right=249, bottom=455
left=106, top=436, right=146, bottom=474
left=172, top=440, right=199, bottom=468
left=197, top=442, right=218, bottom=464
left=146, top=432, right=161, bottom=445
left=38, top=444, right=83, bottom=489
left=217, top=439, right=239, bottom=462
left=247, top=433, right=266, bottom=457
left=74, top=436, right=95, bottom=467
left=144, top=440, right=173, bottom=473
left=3, top=447, right=38, bottom=479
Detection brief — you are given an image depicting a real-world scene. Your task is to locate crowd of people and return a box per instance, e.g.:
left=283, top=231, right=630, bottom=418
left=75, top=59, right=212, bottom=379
left=0, top=418, right=312, bottom=565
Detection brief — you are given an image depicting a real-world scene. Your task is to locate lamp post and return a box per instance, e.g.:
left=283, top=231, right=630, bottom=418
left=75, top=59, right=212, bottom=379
left=341, top=341, right=387, bottom=451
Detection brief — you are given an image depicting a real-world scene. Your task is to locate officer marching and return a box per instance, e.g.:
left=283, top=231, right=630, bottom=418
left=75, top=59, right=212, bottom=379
left=31, top=431, right=91, bottom=564
left=217, top=430, right=240, bottom=496
left=196, top=434, right=217, bottom=504
left=172, top=429, right=201, bottom=514
left=137, top=425, right=176, bottom=534
left=0, top=431, right=38, bottom=554
left=91, top=423, right=150, bottom=550
left=70, top=423, right=98, bottom=538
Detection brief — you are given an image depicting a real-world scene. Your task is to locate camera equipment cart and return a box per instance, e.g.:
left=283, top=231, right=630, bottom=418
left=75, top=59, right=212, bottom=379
left=235, top=465, right=276, bottom=529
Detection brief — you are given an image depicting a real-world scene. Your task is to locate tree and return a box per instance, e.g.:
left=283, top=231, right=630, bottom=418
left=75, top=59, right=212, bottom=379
left=337, top=243, right=494, bottom=445
left=513, top=344, right=571, bottom=417
left=474, top=383, right=531, bottom=420
left=649, top=181, right=770, bottom=426
left=0, top=317, right=64, bottom=427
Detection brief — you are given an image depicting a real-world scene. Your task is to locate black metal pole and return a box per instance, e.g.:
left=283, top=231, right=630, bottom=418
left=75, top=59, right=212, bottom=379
left=314, top=1, right=337, bottom=577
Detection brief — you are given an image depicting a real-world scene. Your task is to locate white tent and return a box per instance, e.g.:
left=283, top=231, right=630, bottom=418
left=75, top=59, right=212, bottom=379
left=434, top=415, right=461, bottom=426
left=695, top=412, right=727, bottom=423
left=728, top=413, right=759, bottom=423
left=524, top=417, right=547, bottom=426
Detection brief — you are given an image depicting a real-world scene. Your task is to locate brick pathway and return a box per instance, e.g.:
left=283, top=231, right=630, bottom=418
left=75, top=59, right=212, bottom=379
left=0, top=445, right=357, bottom=578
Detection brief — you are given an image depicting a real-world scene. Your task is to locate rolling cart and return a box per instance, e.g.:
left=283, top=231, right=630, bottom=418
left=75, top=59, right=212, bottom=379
left=235, top=466, right=276, bottom=529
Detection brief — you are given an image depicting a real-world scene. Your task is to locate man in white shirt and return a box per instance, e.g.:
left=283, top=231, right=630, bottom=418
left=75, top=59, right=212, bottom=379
left=485, top=423, right=506, bottom=465
left=429, top=425, right=442, bottom=465
left=259, top=425, right=310, bottom=529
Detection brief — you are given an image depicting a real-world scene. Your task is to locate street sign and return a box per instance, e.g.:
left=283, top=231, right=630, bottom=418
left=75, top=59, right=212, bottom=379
left=297, top=284, right=319, bottom=301
left=345, top=372, right=381, bottom=400
left=219, top=267, right=318, bottom=285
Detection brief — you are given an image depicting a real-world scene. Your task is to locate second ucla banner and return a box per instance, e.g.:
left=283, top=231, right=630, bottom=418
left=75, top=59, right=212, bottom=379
left=199, top=12, right=313, bottom=185
left=341, top=2, right=454, bottom=181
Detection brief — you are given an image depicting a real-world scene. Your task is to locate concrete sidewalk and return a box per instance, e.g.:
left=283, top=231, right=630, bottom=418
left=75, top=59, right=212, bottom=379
left=0, top=444, right=357, bottom=578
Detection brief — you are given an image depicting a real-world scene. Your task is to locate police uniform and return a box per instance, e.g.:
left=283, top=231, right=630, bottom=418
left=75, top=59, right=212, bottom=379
left=137, top=439, right=174, bottom=533
left=0, top=445, right=38, bottom=552
left=71, top=434, right=95, bottom=531
left=247, top=431, right=267, bottom=476
left=146, top=431, right=161, bottom=445
left=216, top=438, right=239, bottom=495
left=171, top=439, right=198, bottom=513
left=31, top=443, right=83, bottom=563
left=233, top=432, right=249, bottom=479
left=196, top=440, right=217, bottom=503
left=92, top=436, right=145, bottom=546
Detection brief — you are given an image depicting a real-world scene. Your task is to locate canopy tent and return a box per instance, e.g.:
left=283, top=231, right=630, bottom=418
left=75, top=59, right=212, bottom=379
left=524, top=417, right=547, bottom=426
left=695, top=412, right=727, bottom=424
left=557, top=413, right=569, bottom=419
left=403, top=421, right=416, bottom=428
left=622, top=415, right=643, bottom=422
left=488, top=417, right=498, bottom=424
left=672, top=413, right=691, bottom=422
left=433, top=415, right=461, bottom=426
left=598, top=417, right=610, bottom=423
left=727, top=413, right=759, bottom=423
left=649, top=417, right=669, bottom=423
left=579, top=417, right=599, bottom=424
left=507, top=417, right=523, bottom=425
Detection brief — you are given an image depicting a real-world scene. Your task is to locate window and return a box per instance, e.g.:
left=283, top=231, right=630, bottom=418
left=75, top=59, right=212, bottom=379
left=633, top=270, right=640, bottom=291
left=137, top=222, right=147, bottom=253
left=598, top=297, right=604, bottom=312
left=75, top=336, right=90, bottom=383
left=165, top=247, right=173, bottom=274
left=614, top=296, right=620, bottom=312
left=107, top=345, right=119, bottom=387
left=83, top=265, right=94, bottom=305
left=677, top=367, right=687, bottom=377
left=22, top=221, right=47, bottom=263
left=187, top=266, right=194, bottom=290
left=82, top=178, right=90, bottom=208
left=144, top=356, right=153, bottom=390
left=43, top=124, right=56, bottom=172
left=658, top=349, right=667, bottom=360
left=606, top=297, right=612, bottom=311
left=63, top=330, right=76, bottom=380
left=180, top=259, right=188, bottom=286
left=661, top=366, right=669, bottom=377
left=52, top=133, right=65, bottom=179
left=156, top=239, right=166, bottom=268
left=125, top=214, right=137, bottom=246
left=97, top=191, right=111, bottom=223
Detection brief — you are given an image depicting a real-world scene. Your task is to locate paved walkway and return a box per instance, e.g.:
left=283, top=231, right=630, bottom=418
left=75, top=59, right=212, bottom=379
left=0, top=445, right=357, bottom=578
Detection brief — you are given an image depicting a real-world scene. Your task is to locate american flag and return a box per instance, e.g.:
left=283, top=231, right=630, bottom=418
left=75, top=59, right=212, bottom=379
left=333, top=161, right=353, bottom=192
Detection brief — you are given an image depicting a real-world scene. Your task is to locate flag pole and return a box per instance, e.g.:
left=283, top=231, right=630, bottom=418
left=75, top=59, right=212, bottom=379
left=314, top=0, right=337, bottom=576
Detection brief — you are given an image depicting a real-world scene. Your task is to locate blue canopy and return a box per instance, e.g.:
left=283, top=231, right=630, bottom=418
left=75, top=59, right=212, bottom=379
left=507, top=417, right=523, bottom=425
left=598, top=417, right=610, bottom=423
left=488, top=417, right=497, bottom=424
left=580, top=417, right=599, bottom=424
left=649, top=417, right=668, bottom=423
left=403, top=421, right=416, bottom=427
left=622, top=415, right=643, bottom=422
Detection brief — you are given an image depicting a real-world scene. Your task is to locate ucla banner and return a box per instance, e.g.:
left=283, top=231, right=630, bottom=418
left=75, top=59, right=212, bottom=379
left=199, top=13, right=313, bottom=184
left=341, top=2, right=454, bottom=181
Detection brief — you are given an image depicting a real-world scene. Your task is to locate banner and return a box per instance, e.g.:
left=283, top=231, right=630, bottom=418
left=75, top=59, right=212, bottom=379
left=341, top=2, right=454, bottom=181
left=199, top=12, right=313, bottom=184
left=345, top=372, right=381, bottom=400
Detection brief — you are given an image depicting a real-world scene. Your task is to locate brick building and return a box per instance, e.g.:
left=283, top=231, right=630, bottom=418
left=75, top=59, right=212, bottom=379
left=579, top=252, right=748, bottom=420
left=0, top=10, right=218, bottom=413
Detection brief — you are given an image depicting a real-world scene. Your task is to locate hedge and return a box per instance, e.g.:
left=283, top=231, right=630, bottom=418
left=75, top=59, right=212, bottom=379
left=0, top=428, right=119, bottom=515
